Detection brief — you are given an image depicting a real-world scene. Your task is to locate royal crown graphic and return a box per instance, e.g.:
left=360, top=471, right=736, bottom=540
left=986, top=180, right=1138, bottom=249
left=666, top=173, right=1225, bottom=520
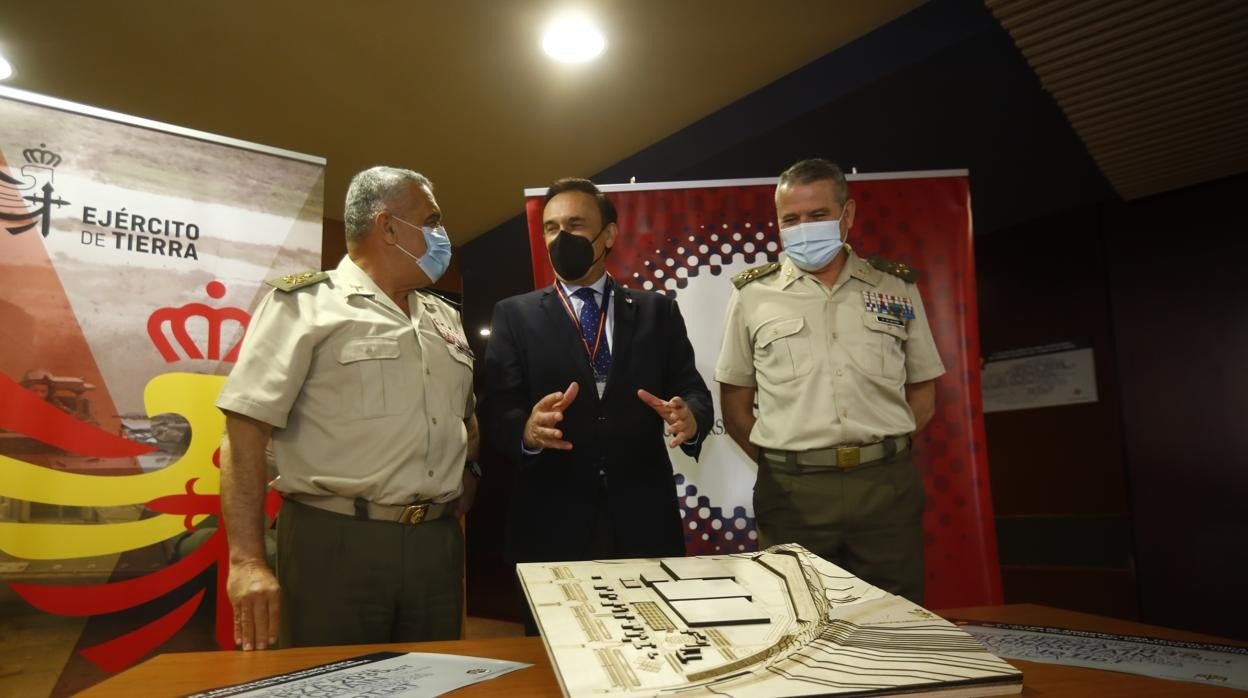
left=147, top=281, right=251, bottom=362
left=1, top=143, right=70, bottom=238
left=22, top=142, right=63, bottom=168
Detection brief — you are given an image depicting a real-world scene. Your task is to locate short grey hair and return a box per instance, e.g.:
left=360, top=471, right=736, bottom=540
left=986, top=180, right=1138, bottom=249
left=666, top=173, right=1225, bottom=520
left=343, top=166, right=433, bottom=241
left=777, top=158, right=849, bottom=205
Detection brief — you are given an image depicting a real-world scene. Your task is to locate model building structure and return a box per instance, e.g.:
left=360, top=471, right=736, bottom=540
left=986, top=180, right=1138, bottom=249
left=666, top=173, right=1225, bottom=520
left=518, top=544, right=1023, bottom=696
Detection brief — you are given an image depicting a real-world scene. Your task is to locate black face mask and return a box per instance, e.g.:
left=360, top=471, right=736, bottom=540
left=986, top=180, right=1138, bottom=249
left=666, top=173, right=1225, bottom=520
left=549, top=227, right=609, bottom=280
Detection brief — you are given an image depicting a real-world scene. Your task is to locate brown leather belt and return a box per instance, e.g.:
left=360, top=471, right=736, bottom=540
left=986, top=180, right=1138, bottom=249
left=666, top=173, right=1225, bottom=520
left=286, top=493, right=456, bottom=525
left=761, top=435, right=911, bottom=469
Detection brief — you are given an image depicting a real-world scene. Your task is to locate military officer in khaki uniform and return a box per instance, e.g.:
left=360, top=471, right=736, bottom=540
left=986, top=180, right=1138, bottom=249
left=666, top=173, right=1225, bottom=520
left=716, top=158, right=944, bottom=604
left=217, top=166, right=480, bottom=650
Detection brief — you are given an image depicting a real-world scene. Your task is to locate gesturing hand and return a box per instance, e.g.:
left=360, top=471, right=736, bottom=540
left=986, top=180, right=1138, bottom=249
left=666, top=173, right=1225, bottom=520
left=523, top=381, right=580, bottom=451
left=637, top=389, right=697, bottom=448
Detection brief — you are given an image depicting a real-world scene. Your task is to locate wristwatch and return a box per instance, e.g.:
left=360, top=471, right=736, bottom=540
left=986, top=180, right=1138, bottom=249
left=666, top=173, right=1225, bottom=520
left=465, top=459, right=483, bottom=479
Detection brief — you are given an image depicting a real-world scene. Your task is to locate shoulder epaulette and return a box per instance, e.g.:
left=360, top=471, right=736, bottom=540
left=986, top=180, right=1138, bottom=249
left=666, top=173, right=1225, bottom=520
left=867, top=256, right=917, bottom=283
left=732, top=262, right=782, bottom=289
left=266, top=270, right=329, bottom=292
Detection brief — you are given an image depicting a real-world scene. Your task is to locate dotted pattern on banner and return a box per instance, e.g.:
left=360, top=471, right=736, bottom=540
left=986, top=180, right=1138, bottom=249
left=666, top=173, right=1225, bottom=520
left=602, top=185, right=779, bottom=556
left=605, top=186, right=781, bottom=297
left=675, top=473, right=758, bottom=555
left=624, top=221, right=781, bottom=297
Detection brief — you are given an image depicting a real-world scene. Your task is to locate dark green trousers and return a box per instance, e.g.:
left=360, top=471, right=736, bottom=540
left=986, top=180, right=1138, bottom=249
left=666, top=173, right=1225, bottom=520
left=754, top=449, right=926, bottom=604
left=276, top=499, right=463, bottom=647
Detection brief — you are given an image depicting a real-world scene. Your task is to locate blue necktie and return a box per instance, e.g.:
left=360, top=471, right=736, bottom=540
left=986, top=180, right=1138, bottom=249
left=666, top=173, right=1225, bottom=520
left=573, top=287, right=611, bottom=378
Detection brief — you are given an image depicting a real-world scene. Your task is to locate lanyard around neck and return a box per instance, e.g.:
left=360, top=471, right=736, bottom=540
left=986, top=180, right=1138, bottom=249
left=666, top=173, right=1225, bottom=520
left=554, top=277, right=612, bottom=368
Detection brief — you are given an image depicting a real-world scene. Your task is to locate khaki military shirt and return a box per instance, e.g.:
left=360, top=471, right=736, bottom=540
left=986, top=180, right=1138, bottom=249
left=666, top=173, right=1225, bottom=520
left=715, top=250, right=944, bottom=451
left=216, top=255, right=475, bottom=505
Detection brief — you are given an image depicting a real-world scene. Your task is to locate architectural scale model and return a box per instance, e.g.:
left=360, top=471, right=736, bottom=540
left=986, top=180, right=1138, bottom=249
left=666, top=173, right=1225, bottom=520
left=518, top=544, right=1023, bottom=697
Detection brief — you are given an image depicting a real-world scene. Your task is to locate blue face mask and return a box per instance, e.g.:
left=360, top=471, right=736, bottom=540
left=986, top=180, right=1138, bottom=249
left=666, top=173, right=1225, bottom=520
left=780, top=218, right=843, bottom=272
left=392, top=216, right=453, bottom=282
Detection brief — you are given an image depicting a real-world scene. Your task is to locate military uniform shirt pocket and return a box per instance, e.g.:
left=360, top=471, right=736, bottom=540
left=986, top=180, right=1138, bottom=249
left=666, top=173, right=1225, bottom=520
left=442, top=342, right=474, bottom=415
left=338, top=336, right=411, bottom=419
left=753, top=316, right=812, bottom=384
left=854, top=313, right=909, bottom=380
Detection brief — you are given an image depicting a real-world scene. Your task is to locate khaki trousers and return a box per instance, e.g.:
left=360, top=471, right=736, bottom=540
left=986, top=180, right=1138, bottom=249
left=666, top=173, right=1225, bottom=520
left=276, top=498, right=463, bottom=647
left=754, top=449, right=926, bottom=604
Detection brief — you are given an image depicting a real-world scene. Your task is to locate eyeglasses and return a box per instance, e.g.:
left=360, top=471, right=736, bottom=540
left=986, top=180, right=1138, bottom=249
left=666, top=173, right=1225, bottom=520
left=390, top=213, right=446, bottom=236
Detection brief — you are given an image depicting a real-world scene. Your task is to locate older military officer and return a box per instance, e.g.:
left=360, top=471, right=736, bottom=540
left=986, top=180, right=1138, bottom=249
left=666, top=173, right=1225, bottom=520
left=716, top=158, right=944, bottom=604
left=217, top=166, right=480, bottom=650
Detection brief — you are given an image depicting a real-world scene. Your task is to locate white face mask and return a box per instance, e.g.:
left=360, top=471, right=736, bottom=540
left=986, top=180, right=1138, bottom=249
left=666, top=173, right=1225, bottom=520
left=780, top=218, right=843, bottom=271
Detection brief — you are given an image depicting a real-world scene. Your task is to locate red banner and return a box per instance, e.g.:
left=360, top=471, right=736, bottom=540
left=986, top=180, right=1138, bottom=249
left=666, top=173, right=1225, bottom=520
left=524, top=173, right=1002, bottom=608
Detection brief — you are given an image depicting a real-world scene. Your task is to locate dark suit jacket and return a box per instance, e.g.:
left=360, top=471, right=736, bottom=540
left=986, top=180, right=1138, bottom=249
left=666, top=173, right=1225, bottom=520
left=481, top=281, right=713, bottom=564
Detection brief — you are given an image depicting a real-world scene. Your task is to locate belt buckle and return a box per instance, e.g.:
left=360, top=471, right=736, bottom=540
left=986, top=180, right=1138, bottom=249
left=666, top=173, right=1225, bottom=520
left=835, top=447, right=860, bottom=468
left=398, top=503, right=429, bottom=525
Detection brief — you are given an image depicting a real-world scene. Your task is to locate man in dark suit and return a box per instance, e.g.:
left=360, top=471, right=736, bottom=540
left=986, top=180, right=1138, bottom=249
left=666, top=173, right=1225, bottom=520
left=481, top=178, right=713, bottom=628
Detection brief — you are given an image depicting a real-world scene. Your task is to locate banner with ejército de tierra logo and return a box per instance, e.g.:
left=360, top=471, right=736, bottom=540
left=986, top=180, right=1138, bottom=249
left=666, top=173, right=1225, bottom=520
left=0, top=85, right=324, bottom=693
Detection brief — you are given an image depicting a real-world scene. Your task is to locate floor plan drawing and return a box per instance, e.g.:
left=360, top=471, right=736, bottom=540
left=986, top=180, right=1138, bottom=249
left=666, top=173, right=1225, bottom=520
left=518, top=544, right=1023, bottom=697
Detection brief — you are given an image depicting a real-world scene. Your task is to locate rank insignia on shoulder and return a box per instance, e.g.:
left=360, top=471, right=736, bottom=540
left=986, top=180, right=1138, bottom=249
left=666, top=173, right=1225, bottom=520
left=867, top=256, right=917, bottom=283
left=863, top=290, right=915, bottom=320
left=266, top=270, right=329, bottom=292
left=732, top=262, right=782, bottom=289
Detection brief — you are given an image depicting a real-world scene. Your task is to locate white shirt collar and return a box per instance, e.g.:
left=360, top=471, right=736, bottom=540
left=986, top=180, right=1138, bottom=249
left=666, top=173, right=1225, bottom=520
left=558, top=272, right=609, bottom=298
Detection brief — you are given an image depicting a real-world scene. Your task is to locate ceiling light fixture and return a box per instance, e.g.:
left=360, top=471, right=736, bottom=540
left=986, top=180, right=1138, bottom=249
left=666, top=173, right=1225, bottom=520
left=0, top=55, right=13, bottom=81
left=542, top=14, right=606, bottom=63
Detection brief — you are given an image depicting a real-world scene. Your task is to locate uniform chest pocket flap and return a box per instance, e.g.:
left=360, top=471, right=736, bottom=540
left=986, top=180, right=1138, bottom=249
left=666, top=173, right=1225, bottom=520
left=754, top=316, right=812, bottom=383
left=858, top=313, right=908, bottom=379
left=444, top=341, right=474, bottom=370
left=338, top=337, right=409, bottom=419
left=339, top=336, right=401, bottom=363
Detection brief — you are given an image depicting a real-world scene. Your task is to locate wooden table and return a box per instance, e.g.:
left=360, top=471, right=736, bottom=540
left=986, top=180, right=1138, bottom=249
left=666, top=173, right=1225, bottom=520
left=80, top=604, right=1245, bottom=697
